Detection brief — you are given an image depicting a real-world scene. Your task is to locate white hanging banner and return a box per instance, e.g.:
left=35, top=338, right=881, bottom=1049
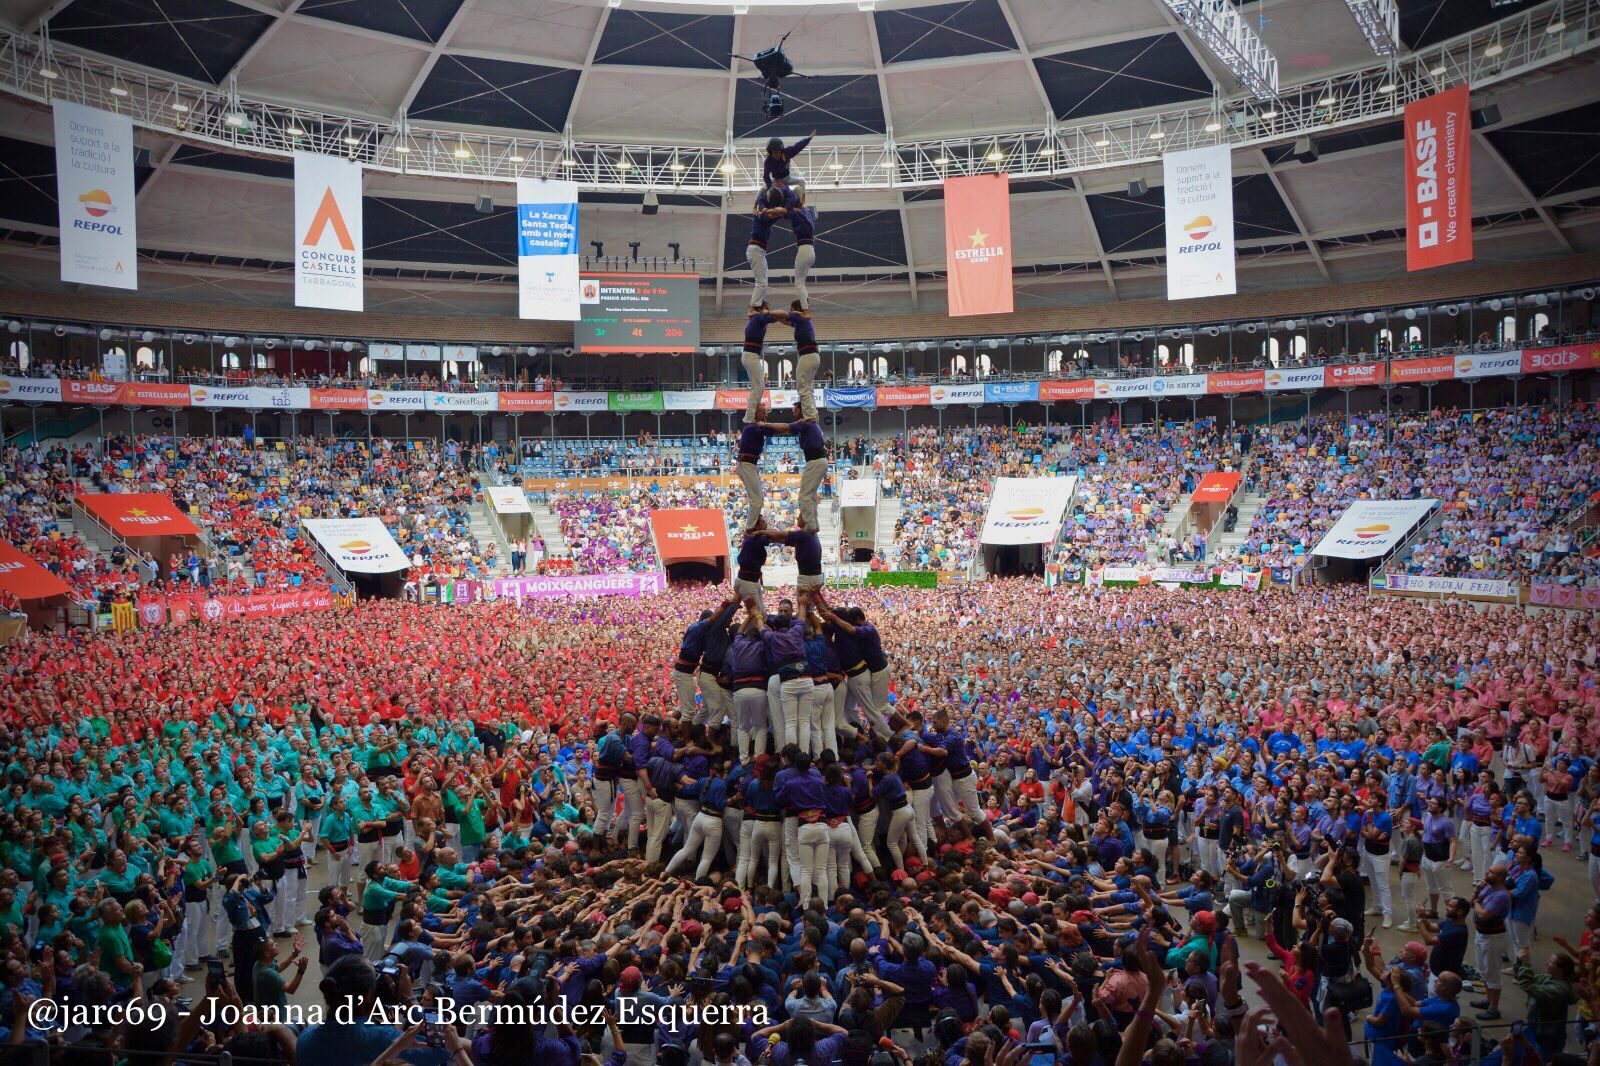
left=53, top=101, right=138, bottom=290
left=486, top=486, right=532, bottom=514
left=302, top=517, right=410, bottom=573
left=1163, top=144, right=1235, bottom=300
left=980, top=476, right=1078, bottom=545
left=294, top=151, right=364, bottom=311
left=516, top=179, right=580, bottom=321
left=1312, top=499, right=1436, bottom=560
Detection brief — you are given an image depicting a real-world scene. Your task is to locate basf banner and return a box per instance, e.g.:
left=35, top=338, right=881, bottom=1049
left=1163, top=144, right=1235, bottom=300
left=303, top=517, right=411, bottom=573
left=294, top=152, right=363, bottom=311
left=980, top=476, right=1077, bottom=545
left=516, top=179, right=580, bottom=321
left=943, top=174, right=1013, bottom=316
left=1312, top=499, right=1436, bottom=560
left=53, top=102, right=138, bottom=290
left=1405, top=86, right=1472, bottom=271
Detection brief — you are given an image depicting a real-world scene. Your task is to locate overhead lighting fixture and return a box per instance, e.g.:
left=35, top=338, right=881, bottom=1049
left=669, top=160, right=685, bottom=171
left=286, top=126, right=306, bottom=137
left=223, top=112, right=248, bottom=128
left=1093, top=137, right=1110, bottom=148
left=1547, top=18, right=1566, bottom=34
left=932, top=155, right=949, bottom=165
left=1204, top=119, right=1222, bottom=132
left=507, top=153, right=525, bottom=163
left=1429, top=63, right=1447, bottom=76
left=171, top=101, right=189, bottom=112
left=561, top=157, right=577, bottom=167
left=394, top=144, right=411, bottom=154
left=1316, top=92, right=1335, bottom=106
left=615, top=158, right=632, bottom=170
left=342, top=135, right=361, bottom=145
left=828, top=161, right=842, bottom=170
left=879, top=158, right=895, bottom=168
left=109, top=85, right=129, bottom=97
left=1157, top=0, right=1278, bottom=99
left=1377, top=80, right=1396, bottom=93
left=718, top=160, right=736, bottom=173
left=1483, top=39, right=1503, bottom=57
left=1148, top=126, right=1164, bottom=139
left=1341, top=0, right=1400, bottom=58
left=1038, top=145, right=1056, bottom=157
left=985, top=148, right=1004, bottom=162
left=40, top=67, right=58, bottom=80
left=453, top=144, right=472, bottom=159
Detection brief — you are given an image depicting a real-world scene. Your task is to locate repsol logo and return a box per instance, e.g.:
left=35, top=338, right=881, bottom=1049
left=1178, top=242, right=1221, bottom=254
left=71, top=220, right=124, bottom=234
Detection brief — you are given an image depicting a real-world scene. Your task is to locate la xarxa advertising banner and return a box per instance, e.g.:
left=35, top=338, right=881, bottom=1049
left=1163, top=144, right=1235, bottom=299
left=53, top=101, right=138, bottom=290
left=980, top=476, right=1077, bottom=545
left=486, top=486, right=531, bottom=514
left=302, top=517, right=411, bottom=573
left=76, top=493, right=200, bottom=537
left=1312, top=499, right=1436, bottom=560
left=294, top=152, right=363, bottom=311
left=650, top=509, right=729, bottom=560
left=492, top=571, right=665, bottom=601
left=0, top=540, right=72, bottom=600
left=1151, top=375, right=1208, bottom=398
left=516, top=179, right=580, bottom=321
left=1405, top=86, right=1472, bottom=272
left=943, top=174, right=1014, bottom=316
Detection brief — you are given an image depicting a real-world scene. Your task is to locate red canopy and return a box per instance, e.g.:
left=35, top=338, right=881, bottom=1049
left=0, top=540, right=72, bottom=600
left=1192, top=471, right=1242, bottom=504
left=650, top=509, right=730, bottom=561
left=76, top=493, right=200, bottom=537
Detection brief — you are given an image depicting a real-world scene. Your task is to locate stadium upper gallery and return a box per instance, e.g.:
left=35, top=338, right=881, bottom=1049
left=6, top=0, right=1600, bottom=1060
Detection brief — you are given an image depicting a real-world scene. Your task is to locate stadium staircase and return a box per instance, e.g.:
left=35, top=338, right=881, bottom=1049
left=1209, top=491, right=1264, bottom=560
left=876, top=496, right=901, bottom=564
left=528, top=501, right=570, bottom=560
left=1146, top=492, right=1196, bottom=562
left=816, top=501, right=844, bottom=564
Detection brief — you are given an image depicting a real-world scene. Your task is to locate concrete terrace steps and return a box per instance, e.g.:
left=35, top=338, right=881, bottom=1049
left=528, top=502, right=570, bottom=558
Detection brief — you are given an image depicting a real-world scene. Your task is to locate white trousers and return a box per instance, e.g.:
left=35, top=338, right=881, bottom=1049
left=1475, top=930, right=1507, bottom=989
left=747, top=248, right=770, bottom=312
left=665, top=811, right=724, bottom=880
left=672, top=669, right=699, bottom=719
left=796, top=821, right=829, bottom=904
left=737, top=818, right=782, bottom=888
left=697, top=673, right=731, bottom=727
left=909, top=786, right=934, bottom=862
left=1360, top=848, right=1392, bottom=920
left=736, top=461, right=763, bottom=530
left=809, top=681, right=836, bottom=756
left=644, top=796, right=675, bottom=864
left=796, top=352, right=821, bottom=422
left=735, top=687, right=771, bottom=760
left=776, top=676, right=815, bottom=750
left=619, top=779, right=645, bottom=850
left=883, top=806, right=915, bottom=869
left=593, top=778, right=618, bottom=840
left=799, top=457, right=827, bottom=532
left=793, top=244, right=816, bottom=309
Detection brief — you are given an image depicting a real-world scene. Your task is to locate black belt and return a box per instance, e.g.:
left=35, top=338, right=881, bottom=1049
left=949, top=766, right=973, bottom=781
left=700, top=806, right=726, bottom=817
left=803, top=448, right=826, bottom=461
left=737, top=569, right=762, bottom=583
left=748, top=811, right=781, bottom=822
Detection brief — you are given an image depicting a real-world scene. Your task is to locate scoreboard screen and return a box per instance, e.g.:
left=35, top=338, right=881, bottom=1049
left=575, top=272, right=701, bottom=354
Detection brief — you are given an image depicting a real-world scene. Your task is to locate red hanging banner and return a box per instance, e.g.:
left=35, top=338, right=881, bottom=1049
left=1405, top=86, right=1472, bottom=271
left=943, top=174, right=1014, bottom=316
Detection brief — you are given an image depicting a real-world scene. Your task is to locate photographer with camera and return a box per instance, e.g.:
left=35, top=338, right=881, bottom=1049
left=222, top=871, right=274, bottom=1003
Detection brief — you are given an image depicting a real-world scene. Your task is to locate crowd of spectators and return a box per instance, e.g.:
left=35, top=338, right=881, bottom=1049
left=0, top=579, right=1597, bottom=1064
